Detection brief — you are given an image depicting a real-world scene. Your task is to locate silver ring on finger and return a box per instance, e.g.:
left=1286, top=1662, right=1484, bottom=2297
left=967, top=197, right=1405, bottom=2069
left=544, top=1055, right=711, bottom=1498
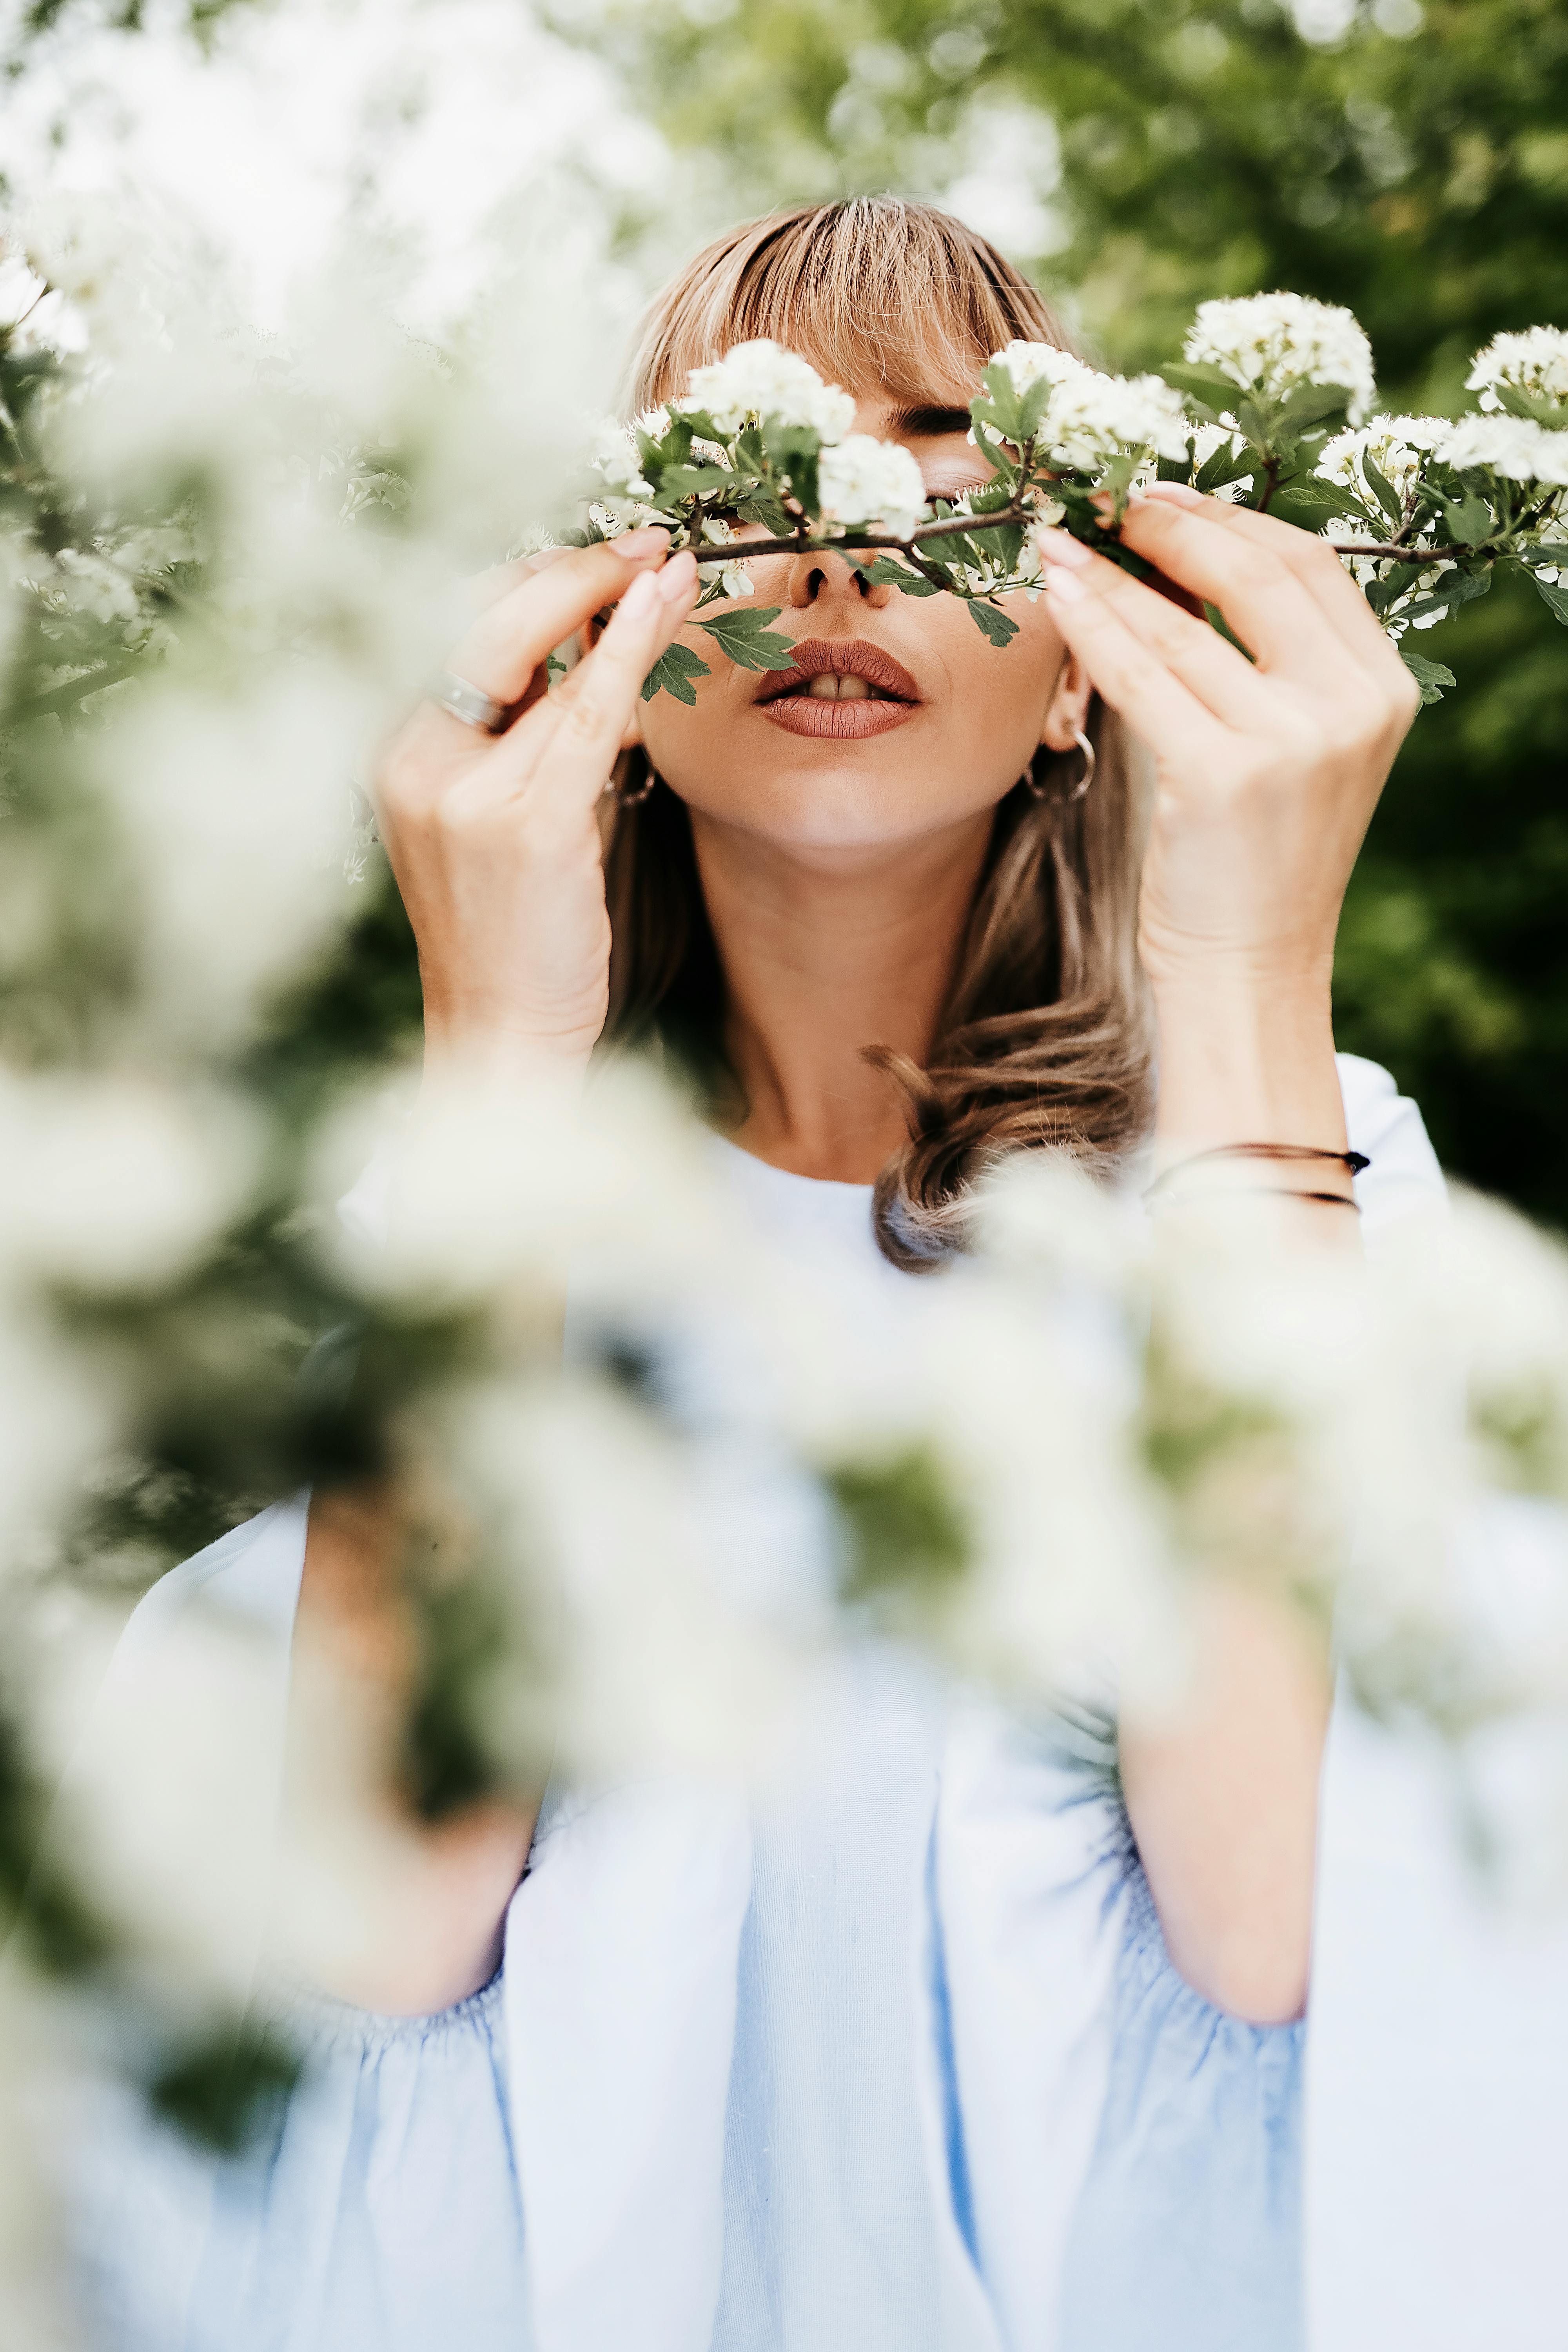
left=428, top=669, right=508, bottom=733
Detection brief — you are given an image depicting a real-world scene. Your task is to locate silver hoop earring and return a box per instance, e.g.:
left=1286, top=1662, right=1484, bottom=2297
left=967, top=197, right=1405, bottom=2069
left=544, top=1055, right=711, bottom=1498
left=613, top=748, right=658, bottom=808
left=1023, top=728, right=1096, bottom=805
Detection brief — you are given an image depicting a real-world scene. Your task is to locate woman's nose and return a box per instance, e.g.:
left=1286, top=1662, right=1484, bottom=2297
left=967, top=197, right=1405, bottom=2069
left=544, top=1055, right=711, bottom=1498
left=784, top=546, right=893, bottom=611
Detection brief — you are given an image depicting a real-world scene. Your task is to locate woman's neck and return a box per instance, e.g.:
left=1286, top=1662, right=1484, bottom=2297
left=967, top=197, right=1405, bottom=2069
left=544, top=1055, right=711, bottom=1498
left=690, top=806, right=993, bottom=1183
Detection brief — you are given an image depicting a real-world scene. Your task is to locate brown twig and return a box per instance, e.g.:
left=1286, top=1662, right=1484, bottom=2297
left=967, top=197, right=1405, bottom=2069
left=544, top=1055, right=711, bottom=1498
left=685, top=510, right=1500, bottom=568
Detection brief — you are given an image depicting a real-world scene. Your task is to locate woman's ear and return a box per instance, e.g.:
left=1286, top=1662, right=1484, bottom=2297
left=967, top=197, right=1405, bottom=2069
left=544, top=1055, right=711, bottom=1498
left=1038, top=649, right=1092, bottom=753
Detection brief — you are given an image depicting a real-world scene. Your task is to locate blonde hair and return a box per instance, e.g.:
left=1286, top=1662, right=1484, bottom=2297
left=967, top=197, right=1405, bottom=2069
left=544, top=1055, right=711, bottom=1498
left=604, top=196, right=1154, bottom=1267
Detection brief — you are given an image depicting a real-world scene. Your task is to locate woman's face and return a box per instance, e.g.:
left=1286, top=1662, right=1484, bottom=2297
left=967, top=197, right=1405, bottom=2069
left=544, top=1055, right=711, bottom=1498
left=636, top=385, right=1090, bottom=860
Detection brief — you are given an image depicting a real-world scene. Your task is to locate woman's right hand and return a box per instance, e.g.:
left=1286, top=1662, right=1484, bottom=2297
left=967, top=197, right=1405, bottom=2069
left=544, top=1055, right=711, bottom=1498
left=373, top=531, right=699, bottom=1078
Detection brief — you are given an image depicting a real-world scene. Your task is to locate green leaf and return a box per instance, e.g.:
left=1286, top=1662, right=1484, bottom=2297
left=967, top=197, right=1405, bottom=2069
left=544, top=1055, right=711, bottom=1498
left=640, top=642, right=711, bottom=704
left=862, top=554, right=942, bottom=596
left=1520, top=543, right=1568, bottom=570
left=967, top=599, right=1019, bottom=649
left=1359, top=449, right=1405, bottom=527
left=654, top=463, right=736, bottom=504
left=1195, top=441, right=1257, bottom=495
left=1493, top=384, right=1568, bottom=431
left=975, top=362, right=1028, bottom=445
left=1278, top=381, right=1354, bottom=434
left=1535, top=576, right=1568, bottom=626
left=1435, top=486, right=1499, bottom=542
left=1395, top=566, right=1493, bottom=627
left=1159, top=361, right=1242, bottom=403
left=545, top=651, right=567, bottom=686
left=1270, top=482, right=1370, bottom=530
left=695, top=605, right=797, bottom=670
left=1236, top=397, right=1273, bottom=448
left=1397, top=642, right=1457, bottom=704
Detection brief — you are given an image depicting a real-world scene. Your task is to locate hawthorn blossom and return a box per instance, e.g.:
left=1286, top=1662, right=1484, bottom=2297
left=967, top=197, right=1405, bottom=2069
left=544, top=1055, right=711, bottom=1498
left=1316, top=414, right=1456, bottom=630
left=679, top=339, right=857, bottom=443
left=1441, top=414, right=1568, bottom=489
left=1184, top=291, right=1377, bottom=425
left=990, top=340, right=1188, bottom=472
left=815, top=434, right=928, bottom=536
left=592, top=418, right=654, bottom=501
left=1466, top=326, right=1568, bottom=419
left=701, top=515, right=753, bottom=600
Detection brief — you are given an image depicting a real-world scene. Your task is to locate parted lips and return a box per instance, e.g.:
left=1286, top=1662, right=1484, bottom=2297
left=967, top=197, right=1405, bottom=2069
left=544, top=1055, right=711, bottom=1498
left=755, top=637, right=921, bottom=704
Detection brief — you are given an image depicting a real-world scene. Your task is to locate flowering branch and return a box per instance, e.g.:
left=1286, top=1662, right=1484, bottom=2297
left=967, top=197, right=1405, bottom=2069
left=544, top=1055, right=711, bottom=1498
left=583, top=306, right=1568, bottom=707
left=685, top=499, right=1038, bottom=564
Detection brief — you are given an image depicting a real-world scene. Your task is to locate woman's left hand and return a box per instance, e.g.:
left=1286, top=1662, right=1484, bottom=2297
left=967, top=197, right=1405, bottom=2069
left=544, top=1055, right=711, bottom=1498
left=1034, top=486, right=1421, bottom=1001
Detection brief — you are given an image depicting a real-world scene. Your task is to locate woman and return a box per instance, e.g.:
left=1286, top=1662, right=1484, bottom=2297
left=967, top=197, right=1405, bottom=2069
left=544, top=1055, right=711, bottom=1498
left=85, top=199, right=1442, bottom=2352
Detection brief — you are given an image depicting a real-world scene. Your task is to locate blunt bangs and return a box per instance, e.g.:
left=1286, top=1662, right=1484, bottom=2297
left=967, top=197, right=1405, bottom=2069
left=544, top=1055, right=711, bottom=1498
left=625, top=195, right=1078, bottom=418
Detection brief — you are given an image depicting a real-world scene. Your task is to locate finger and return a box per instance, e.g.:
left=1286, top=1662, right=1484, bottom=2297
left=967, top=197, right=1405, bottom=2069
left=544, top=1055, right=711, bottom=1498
left=1038, top=534, right=1280, bottom=731
left=490, top=550, right=700, bottom=812
left=1107, top=492, right=1366, bottom=686
left=1139, top=484, right=1412, bottom=679
left=1040, top=561, right=1232, bottom=766
left=461, top=544, right=573, bottom=623
left=440, top=529, right=673, bottom=713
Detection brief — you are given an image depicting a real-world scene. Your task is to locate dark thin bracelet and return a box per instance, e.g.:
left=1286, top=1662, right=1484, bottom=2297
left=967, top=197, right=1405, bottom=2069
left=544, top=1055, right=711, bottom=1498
left=1151, top=1183, right=1361, bottom=1213
left=1145, top=1142, right=1370, bottom=1205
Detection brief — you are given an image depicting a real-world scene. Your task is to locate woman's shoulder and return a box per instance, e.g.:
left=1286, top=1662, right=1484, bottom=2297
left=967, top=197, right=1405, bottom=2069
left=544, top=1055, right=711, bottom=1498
left=113, top=1493, right=309, bottom=1677
left=1335, top=1051, right=1445, bottom=1237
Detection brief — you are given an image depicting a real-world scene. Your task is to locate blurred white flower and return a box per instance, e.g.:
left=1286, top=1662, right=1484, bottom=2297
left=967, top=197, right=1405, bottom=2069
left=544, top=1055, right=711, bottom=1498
left=0, top=1074, right=254, bottom=1293
left=0, top=1976, right=80, bottom=2352
left=0, top=1316, right=116, bottom=1585
left=816, top=434, right=928, bottom=536
left=1440, top=413, right=1568, bottom=488
left=321, top=1056, right=750, bottom=1320
left=99, top=669, right=366, bottom=1047
left=1466, top=326, right=1568, bottom=418
left=679, top=339, right=857, bottom=443
left=1185, top=291, right=1377, bottom=425
left=446, top=1375, right=812, bottom=1782
left=38, top=1605, right=296, bottom=2003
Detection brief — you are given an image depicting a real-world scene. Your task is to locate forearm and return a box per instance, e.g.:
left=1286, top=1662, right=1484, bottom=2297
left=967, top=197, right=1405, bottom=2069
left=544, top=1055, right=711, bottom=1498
left=1125, top=966, right=1344, bottom=2023
left=288, top=1483, right=539, bottom=2016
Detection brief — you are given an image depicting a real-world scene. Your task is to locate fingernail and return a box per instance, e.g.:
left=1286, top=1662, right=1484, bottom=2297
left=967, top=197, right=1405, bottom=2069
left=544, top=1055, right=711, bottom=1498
left=606, top=526, right=672, bottom=559
left=1034, top=530, right=1092, bottom=568
left=1143, top=481, right=1203, bottom=506
left=1044, top=566, right=1087, bottom=604
left=657, top=549, right=698, bottom=601
left=618, top=569, right=660, bottom=616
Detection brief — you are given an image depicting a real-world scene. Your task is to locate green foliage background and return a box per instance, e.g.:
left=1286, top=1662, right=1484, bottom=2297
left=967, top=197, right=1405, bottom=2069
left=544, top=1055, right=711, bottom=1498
left=584, top=0, right=1568, bottom=1220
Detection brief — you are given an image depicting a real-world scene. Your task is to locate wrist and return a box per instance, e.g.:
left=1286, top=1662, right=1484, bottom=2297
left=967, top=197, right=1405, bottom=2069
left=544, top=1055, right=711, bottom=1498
left=421, top=1014, right=596, bottom=1093
left=1149, top=962, right=1345, bottom=1167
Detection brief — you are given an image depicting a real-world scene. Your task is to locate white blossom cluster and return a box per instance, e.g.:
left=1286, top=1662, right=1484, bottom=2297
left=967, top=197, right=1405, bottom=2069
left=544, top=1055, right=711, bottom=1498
left=816, top=433, right=928, bottom=536
left=992, top=339, right=1190, bottom=469
left=1441, top=413, right=1568, bottom=489
left=700, top=515, right=754, bottom=601
left=1317, top=414, right=1456, bottom=630
left=0, top=247, right=87, bottom=356
left=1466, top=326, right=1568, bottom=417
left=1184, top=291, right=1377, bottom=425
left=678, top=339, right=858, bottom=441
left=592, top=415, right=657, bottom=503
